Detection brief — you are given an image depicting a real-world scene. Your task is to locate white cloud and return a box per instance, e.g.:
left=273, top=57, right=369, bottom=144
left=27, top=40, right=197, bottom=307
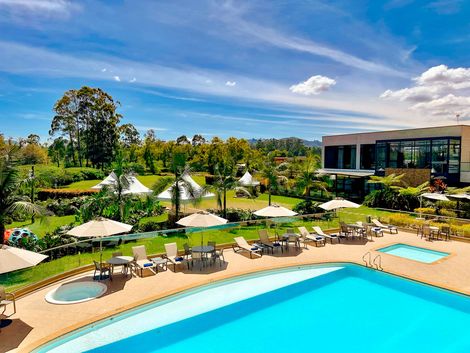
left=381, top=65, right=470, bottom=119
left=101, top=68, right=107, bottom=72
left=0, top=0, right=78, bottom=17
left=225, top=81, right=236, bottom=86
left=129, top=77, right=136, bottom=83
left=290, top=75, right=336, bottom=96
left=113, top=75, right=121, bottom=82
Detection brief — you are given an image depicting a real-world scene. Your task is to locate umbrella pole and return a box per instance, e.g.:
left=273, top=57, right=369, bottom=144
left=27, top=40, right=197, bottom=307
left=100, top=239, right=103, bottom=264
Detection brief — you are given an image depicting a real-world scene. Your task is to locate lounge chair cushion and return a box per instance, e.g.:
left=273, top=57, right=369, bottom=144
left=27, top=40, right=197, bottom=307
left=143, top=263, right=153, bottom=267
left=175, top=256, right=184, bottom=262
left=251, top=247, right=259, bottom=251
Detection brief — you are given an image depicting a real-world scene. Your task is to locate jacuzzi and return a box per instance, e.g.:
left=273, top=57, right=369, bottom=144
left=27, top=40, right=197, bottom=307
left=45, top=281, right=107, bottom=305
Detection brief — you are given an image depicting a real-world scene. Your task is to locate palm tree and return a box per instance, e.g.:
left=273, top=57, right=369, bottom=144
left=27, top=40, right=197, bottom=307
left=260, top=155, right=288, bottom=206
left=152, top=165, right=208, bottom=221
left=367, top=173, right=406, bottom=190
left=211, top=164, right=250, bottom=218
left=295, top=156, right=328, bottom=198
left=0, top=153, right=45, bottom=244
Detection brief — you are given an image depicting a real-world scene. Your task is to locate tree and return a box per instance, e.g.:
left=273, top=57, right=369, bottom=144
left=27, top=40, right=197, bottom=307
left=119, top=123, right=141, bottom=147
left=48, top=137, right=67, bottom=167
left=367, top=173, right=405, bottom=190
left=176, top=135, right=190, bottom=145
left=295, top=157, right=328, bottom=197
left=191, top=134, right=206, bottom=146
left=212, top=162, right=250, bottom=218
left=142, top=129, right=158, bottom=174
left=51, top=86, right=122, bottom=168
left=26, top=134, right=40, bottom=145
left=0, top=151, right=45, bottom=244
left=261, top=154, right=288, bottom=205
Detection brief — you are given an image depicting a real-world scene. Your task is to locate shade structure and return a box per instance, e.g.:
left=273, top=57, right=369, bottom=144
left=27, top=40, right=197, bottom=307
left=67, top=218, right=133, bottom=238
left=253, top=205, right=297, bottom=217
left=67, top=218, right=133, bottom=263
left=0, top=245, right=48, bottom=274
left=421, top=193, right=450, bottom=202
left=319, top=199, right=361, bottom=211
left=177, top=211, right=228, bottom=228
left=447, top=194, right=470, bottom=201
left=92, top=173, right=152, bottom=195
left=238, top=171, right=260, bottom=187
left=157, top=174, right=215, bottom=201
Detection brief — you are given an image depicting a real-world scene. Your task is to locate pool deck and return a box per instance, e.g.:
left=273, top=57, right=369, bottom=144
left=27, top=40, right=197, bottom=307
left=2, top=230, right=470, bottom=353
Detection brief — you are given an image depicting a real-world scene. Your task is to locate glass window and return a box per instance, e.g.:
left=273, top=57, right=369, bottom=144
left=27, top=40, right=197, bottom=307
left=360, top=144, right=376, bottom=169
left=449, top=139, right=460, bottom=174
left=431, top=139, right=448, bottom=174
left=324, top=145, right=356, bottom=169
left=376, top=142, right=386, bottom=170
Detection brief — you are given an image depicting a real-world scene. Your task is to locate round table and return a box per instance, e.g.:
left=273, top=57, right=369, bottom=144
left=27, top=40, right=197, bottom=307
left=107, top=256, right=133, bottom=275
left=191, top=245, right=214, bottom=253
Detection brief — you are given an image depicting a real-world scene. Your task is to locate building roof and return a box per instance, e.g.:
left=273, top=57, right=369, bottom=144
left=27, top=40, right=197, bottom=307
left=317, top=169, right=375, bottom=177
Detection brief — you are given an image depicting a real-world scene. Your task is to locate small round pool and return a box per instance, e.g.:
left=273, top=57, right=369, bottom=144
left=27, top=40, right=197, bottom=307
left=45, top=282, right=107, bottom=305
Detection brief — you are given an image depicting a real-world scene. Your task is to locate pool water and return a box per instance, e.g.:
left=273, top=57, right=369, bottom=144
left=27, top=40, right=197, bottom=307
left=36, top=264, right=470, bottom=353
left=45, top=282, right=107, bottom=305
left=378, top=243, right=449, bottom=263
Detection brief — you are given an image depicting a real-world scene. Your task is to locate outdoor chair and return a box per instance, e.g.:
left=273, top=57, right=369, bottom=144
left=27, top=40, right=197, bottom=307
left=339, top=222, right=353, bottom=239
left=111, top=251, right=125, bottom=274
left=183, top=243, right=192, bottom=260
left=190, top=251, right=205, bottom=270
left=212, top=248, right=225, bottom=266
left=232, top=236, right=262, bottom=258
left=132, top=245, right=153, bottom=277
left=0, top=286, right=16, bottom=318
left=207, top=241, right=217, bottom=257
left=93, top=260, right=112, bottom=281
left=258, top=229, right=282, bottom=253
left=440, top=226, right=451, bottom=241
left=422, top=225, right=432, bottom=241
left=298, top=226, right=325, bottom=247
left=164, top=242, right=186, bottom=271
left=371, top=219, right=398, bottom=234
left=312, top=226, right=340, bottom=244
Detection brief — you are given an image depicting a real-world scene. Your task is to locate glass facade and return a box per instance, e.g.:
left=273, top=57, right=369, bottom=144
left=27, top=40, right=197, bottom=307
left=324, top=145, right=356, bottom=169
left=375, top=137, right=461, bottom=180
left=360, top=144, right=375, bottom=169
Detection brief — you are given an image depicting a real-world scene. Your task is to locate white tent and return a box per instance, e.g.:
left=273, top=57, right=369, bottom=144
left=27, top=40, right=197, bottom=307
left=92, top=173, right=153, bottom=195
left=238, top=171, right=260, bottom=187
left=157, top=174, right=215, bottom=201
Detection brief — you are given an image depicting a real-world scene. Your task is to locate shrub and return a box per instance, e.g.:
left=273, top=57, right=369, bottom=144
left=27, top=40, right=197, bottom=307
left=413, top=207, right=435, bottom=215
left=127, top=162, right=146, bottom=175
left=293, top=199, right=321, bottom=215
left=137, top=219, right=164, bottom=232
left=440, top=209, right=457, bottom=218
left=43, top=197, right=86, bottom=216
left=207, top=208, right=254, bottom=222
left=37, top=189, right=98, bottom=200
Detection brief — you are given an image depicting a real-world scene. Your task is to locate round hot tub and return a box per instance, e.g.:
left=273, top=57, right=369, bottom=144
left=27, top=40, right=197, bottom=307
left=45, top=281, right=107, bottom=305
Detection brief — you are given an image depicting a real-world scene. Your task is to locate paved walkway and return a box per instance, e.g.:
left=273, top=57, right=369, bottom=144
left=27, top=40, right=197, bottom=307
left=2, top=230, right=470, bottom=353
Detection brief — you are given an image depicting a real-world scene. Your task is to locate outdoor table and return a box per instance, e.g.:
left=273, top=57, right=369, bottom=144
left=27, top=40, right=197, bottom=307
left=151, top=257, right=168, bottom=273
left=281, top=233, right=301, bottom=248
left=346, top=224, right=366, bottom=238
left=191, top=245, right=214, bottom=253
left=107, top=256, right=133, bottom=275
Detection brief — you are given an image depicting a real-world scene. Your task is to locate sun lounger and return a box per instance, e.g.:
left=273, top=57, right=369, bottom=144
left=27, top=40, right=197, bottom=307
left=312, top=226, right=340, bottom=244
left=298, top=227, right=325, bottom=247
left=164, top=242, right=186, bottom=271
left=232, top=236, right=262, bottom=258
left=258, top=229, right=282, bottom=253
left=372, top=219, right=398, bottom=234
left=0, top=286, right=16, bottom=318
left=132, top=245, right=154, bottom=277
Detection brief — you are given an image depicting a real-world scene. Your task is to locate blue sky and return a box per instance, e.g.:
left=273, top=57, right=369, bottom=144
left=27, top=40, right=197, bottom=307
left=0, top=0, right=469, bottom=142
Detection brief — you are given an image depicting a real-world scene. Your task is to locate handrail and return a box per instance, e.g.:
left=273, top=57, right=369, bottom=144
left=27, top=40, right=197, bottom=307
left=373, top=254, right=383, bottom=271
left=362, top=251, right=371, bottom=267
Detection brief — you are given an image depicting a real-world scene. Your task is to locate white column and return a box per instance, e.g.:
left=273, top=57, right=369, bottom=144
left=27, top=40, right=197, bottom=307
left=356, top=143, right=361, bottom=170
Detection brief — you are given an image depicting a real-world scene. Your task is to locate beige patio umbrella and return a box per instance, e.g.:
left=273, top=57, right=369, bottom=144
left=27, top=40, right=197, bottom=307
left=176, top=211, right=228, bottom=246
left=319, top=198, right=361, bottom=211
left=253, top=205, right=298, bottom=217
left=0, top=245, right=48, bottom=274
left=66, top=218, right=133, bottom=262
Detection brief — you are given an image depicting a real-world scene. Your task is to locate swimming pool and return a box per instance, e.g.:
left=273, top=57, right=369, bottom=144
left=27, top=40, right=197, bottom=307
left=35, top=264, right=470, bottom=353
left=378, top=243, right=449, bottom=263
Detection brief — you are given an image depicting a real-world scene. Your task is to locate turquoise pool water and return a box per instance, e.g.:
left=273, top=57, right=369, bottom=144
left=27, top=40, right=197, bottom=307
left=36, top=264, right=470, bottom=353
left=378, top=243, right=449, bottom=263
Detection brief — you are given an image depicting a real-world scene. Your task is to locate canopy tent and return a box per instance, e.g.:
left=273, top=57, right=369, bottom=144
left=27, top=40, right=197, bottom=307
left=319, top=199, right=361, bottom=211
left=253, top=205, right=297, bottom=217
left=447, top=194, right=470, bottom=201
left=238, top=171, right=260, bottom=187
left=157, top=174, right=215, bottom=201
left=92, top=173, right=153, bottom=195
left=0, top=245, right=48, bottom=274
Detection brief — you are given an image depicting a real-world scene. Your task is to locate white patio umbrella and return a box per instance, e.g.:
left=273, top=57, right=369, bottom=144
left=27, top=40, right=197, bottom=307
left=447, top=194, right=470, bottom=200
left=253, top=205, right=298, bottom=217
left=0, top=245, right=48, bottom=274
left=319, top=199, right=361, bottom=211
left=176, top=211, right=228, bottom=245
left=66, top=218, right=133, bottom=262
left=420, top=193, right=450, bottom=202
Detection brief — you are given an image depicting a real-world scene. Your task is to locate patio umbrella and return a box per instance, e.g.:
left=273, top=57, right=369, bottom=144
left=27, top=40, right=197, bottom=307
left=420, top=193, right=450, bottom=202
left=66, top=218, right=133, bottom=262
left=319, top=199, right=361, bottom=211
left=177, top=211, right=228, bottom=245
left=253, top=205, right=297, bottom=217
left=0, top=245, right=48, bottom=274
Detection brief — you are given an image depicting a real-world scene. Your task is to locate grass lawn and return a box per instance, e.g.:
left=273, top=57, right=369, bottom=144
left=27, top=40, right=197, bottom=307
left=6, top=215, right=77, bottom=237
left=1, top=206, right=394, bottom=291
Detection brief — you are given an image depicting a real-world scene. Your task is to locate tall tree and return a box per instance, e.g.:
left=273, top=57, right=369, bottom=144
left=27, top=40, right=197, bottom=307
left=261, top=154, right=288, bottom=205
left=48, top=137, right=67, bottom=167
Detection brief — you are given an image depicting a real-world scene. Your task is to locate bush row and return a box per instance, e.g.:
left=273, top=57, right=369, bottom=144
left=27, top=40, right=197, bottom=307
left=37, top=189, right=98, bottom=200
